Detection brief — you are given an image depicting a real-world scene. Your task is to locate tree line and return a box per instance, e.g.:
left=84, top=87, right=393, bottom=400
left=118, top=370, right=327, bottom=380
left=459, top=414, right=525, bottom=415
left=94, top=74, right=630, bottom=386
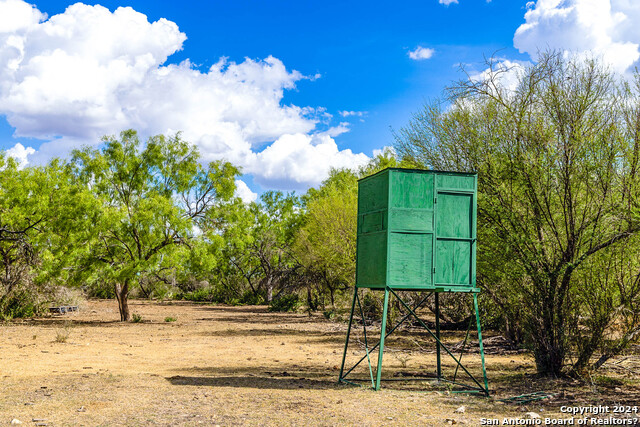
left=1, top=53, right=639, bottom=378
left=0, top=129, right=395, bottom=322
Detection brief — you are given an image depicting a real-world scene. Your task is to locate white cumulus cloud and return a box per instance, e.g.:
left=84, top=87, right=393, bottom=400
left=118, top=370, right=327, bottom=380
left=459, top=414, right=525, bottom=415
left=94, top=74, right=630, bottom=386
left=514, top=0, right=640, bottom=74
left=439, top=0, right=458, bottom=5
left=408, top=46, right=435, bottom=60
left=0, top=1, right=368, bottom=189
left=0, top=0, right=45, bottom=33
left=250, top=133, right=369, bottom=190
left=234, top=179, right=258, bottom=203
left=5, top=142, right=34, bottom=168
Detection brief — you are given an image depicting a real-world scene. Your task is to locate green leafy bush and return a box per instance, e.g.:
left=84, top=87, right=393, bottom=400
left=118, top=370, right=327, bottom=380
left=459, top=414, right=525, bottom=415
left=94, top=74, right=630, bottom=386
left=361, top=291, right=381, bottom=318
left=268, top=294, right=300, bottom=312
left=1, top=291, right=43, bottom=320
left=178, top=287, right=215, bottom=302
left=84, top=282, right=115, bottom=299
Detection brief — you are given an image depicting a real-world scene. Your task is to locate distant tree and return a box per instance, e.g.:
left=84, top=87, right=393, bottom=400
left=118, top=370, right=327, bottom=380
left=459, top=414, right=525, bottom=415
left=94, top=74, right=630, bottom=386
left=292, top=152, right=415, bottom=310
left=72, top=130, right=238, bottom=321
left=0, top=156, right=94, bottom=317
left=395, top=53, right=640, bottom=375
left=204, top=198, right=261, bottom=301
left=295, top=169, right=358, bottom=307
left=251, top=191, right=302, bottom=302
left=207, top=191, right=303, bottom=304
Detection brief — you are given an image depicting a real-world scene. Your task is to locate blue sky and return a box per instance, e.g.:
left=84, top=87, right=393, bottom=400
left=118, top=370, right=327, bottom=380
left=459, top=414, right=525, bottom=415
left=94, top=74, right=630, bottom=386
left=1, top=0, right=639, bottom=200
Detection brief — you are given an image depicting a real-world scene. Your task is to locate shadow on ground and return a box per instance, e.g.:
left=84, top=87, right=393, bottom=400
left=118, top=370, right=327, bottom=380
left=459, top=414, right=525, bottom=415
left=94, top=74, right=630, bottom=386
left=13, top=318, right=123, bottom=328
left=166, top=374, right=343, bottom=390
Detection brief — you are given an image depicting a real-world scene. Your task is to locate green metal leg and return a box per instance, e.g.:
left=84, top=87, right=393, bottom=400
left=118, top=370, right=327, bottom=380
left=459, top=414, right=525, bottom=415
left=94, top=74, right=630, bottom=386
left=375, top=287, right=390, bottom=391
left=473, top=293, right=490, bottom=396
left=435, top=292, right=441, bottom=380
left=388, top=288, right=485, bottom=392
left=453, top=315, right=474, bottom=383
left=356, top=292, right=376, bottom=388
left=339, top=292, right=432, bottom=382
left=339, top=287, right=358, bottom=383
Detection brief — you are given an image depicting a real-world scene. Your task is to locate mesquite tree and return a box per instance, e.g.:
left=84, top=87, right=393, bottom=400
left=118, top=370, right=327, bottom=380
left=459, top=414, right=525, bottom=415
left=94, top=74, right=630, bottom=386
left=395, top=53, right=640, bottom=376
left=0, top=155, right=94, bottom=317
left=72, top=130, right=237, bottom=321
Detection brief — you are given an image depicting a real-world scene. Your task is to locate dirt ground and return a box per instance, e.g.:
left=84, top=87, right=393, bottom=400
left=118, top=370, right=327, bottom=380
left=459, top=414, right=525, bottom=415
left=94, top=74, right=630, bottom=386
left=1, top=300, right=639, bottom=426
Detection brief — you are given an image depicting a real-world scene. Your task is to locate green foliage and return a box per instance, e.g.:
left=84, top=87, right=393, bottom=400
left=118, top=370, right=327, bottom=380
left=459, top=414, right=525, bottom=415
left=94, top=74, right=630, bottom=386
left=131, top=313, right=143, bottom=323
left=164, top=316, right=177, bottom=322
left=268, top=293, right=301, bottom=312
left=361, top=291, right=382, bottom=318
left=228, top=290, right=265, bottom=306
left=297, top=170, right=358, bottom=290
left=178, top=287, right=216, bottom=302
left=84, top=282, right=116, bottom=299
left=206, top=190, right=303, bottom=305
left=322, top=309, right=336, bottom=319
left=0, top=152, right=94, bottom=319
left=0, top=291, right=42, bottom=320
left=395, top=52, right=640, bottom=375
left=71, top=130, right=239, bottom=321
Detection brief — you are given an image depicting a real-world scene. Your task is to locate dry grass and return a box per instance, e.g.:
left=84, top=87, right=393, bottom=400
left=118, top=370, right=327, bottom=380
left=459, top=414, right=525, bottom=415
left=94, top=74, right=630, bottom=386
left=0, top=300, right=638, bottom=426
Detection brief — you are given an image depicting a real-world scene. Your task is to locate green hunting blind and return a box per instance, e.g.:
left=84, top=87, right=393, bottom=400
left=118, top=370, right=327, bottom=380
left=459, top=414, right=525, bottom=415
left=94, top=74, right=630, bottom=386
left=339, top=168, right=489, bottom=394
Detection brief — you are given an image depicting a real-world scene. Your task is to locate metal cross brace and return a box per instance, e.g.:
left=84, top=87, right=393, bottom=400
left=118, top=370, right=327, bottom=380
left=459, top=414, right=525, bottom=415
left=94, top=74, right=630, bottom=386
left=338, top=286, right=489, bottom=396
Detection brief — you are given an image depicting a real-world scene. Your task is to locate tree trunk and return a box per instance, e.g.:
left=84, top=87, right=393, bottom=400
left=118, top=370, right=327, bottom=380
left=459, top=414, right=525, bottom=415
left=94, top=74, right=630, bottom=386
left=266, top=277, right=273, bottom=303
left=532, top=311, right=565, bottom=376
left=114, top=281, right=131, bottom=321
left=534, top=343, right=564, bottom=377
left=504, top=318, right=519, bottom=344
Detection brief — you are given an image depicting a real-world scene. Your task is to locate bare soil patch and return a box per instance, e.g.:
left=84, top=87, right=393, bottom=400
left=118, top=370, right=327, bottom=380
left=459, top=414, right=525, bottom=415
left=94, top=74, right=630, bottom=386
left=1, top=300, right=638, bottom=426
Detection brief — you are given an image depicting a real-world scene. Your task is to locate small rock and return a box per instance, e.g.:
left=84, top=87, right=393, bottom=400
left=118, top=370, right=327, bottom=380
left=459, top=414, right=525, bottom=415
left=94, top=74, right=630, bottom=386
left=445, top=418, right=457, bottom=425
left=525, top=412, right=540, bottom=419
left=77, top=406, right=86, bottom=412
left=10, top=419, right=22, bottom=425
left=455, top=406, right=466, bottom=414
left=386, top=417, right=394, bottom=420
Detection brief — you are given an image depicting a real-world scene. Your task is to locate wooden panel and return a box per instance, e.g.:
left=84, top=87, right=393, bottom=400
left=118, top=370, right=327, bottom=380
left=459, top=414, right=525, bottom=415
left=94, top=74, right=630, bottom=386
left=390, top=171, right=434, bottom=209
left=437, top=193, right=472, bottom=238
left=356, top=232, right=387, bottom=287
left=435, top=240, right=471, bottom=285
left=356, top=168, right=476, bottom=290
left=436, top=173, right=475, bottom=190
left=358, top=173, right=389, bottom=214
left=360, top=211, right=386, bottom=234
left=388, top=232, right=432, bottom=288
left=388, top=209, right=433, bottom=232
